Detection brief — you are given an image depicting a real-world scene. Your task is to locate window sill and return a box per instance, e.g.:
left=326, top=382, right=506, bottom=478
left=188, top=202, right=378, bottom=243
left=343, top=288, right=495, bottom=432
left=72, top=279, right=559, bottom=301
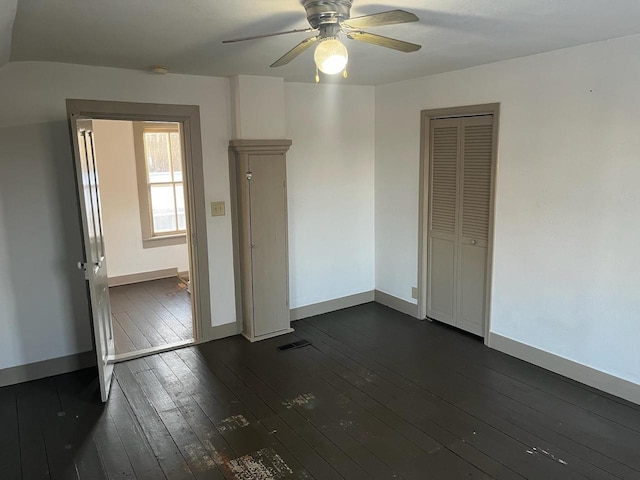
left=142, top=233, right=187, bottom=249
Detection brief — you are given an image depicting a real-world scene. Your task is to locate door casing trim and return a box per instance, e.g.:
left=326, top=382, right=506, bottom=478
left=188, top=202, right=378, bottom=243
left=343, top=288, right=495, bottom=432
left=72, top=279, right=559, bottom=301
left=66, top=99, right=214, bottom=345
left=418, top=103, right=500, bottom=343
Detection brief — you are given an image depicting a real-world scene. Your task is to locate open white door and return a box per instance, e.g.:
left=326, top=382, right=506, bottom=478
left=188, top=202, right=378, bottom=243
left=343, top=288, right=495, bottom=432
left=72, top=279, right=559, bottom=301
left=70, top=116, right=115, bottom=402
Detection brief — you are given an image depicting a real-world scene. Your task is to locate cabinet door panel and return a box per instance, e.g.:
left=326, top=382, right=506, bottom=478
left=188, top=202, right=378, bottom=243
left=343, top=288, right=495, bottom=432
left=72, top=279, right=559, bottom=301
left=248, top=154, right=289, bottom=337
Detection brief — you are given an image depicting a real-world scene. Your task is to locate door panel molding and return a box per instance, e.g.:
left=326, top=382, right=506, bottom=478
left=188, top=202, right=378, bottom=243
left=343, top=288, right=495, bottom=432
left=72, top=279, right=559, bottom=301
left=70, top=117, right=115, bottom=401
left=418, top=103, right=500, bottom=343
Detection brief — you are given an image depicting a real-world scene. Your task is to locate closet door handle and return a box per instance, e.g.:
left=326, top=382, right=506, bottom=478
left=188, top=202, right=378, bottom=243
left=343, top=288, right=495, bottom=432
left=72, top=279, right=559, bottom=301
left=470, top=239, right=477, bottom=245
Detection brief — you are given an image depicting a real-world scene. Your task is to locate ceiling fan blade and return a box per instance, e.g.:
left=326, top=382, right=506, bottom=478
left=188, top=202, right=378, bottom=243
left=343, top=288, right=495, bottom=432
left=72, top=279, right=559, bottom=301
left=342, top=10, right=419, bottom=29
left=271, top=36, right=319, bottom=67
left=346, top=31, right=421, bottom=52
left=222, top=28, right=314, bottom=44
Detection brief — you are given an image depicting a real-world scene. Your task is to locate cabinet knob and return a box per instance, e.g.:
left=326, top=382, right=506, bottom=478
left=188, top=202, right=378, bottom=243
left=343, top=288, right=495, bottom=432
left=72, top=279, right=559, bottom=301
left=470, top=239, right=477, bottom=245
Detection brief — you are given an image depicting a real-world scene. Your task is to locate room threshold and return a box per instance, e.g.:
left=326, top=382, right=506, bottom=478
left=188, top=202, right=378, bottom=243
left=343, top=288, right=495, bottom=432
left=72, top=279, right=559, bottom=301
left=110, top=339, right=197, bottom=363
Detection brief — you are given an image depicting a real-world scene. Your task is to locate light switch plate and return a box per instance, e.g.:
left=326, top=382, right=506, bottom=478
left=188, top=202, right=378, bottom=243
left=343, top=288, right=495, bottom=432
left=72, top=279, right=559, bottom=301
left=411, top=287, right=418, bottom=299
left=210, top=201, right=225, bottom=217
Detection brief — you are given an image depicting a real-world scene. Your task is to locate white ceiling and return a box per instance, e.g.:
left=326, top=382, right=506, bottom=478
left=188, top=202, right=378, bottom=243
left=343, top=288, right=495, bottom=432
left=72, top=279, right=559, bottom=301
left=9, top=0, right=640, bottom=85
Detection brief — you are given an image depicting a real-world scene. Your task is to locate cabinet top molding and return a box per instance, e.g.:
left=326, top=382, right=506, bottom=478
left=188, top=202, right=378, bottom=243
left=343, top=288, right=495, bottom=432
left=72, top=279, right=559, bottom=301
left=229, top=139, right=293, bottom=154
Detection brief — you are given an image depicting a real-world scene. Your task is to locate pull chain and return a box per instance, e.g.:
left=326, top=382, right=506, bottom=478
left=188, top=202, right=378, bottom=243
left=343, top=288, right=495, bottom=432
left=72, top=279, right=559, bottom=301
left=315, top=67, right=320, bottom=83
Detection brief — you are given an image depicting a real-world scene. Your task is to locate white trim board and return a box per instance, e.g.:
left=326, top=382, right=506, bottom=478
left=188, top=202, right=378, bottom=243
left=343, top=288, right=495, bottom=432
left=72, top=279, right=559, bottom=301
left=489, top=333, right=640, bottom=406
left=290, top=290, right=375, bottom=321
left=110, top=319, right=240, bottom=362
left=374, top=290, right=420, bottom=319
left=112, top=339, right=195, bottom=363
left=108, top=268, right=178, bottom=287
left=0, top=351, right=96, bottom=388
left=242, top=328, right=295, bottom=343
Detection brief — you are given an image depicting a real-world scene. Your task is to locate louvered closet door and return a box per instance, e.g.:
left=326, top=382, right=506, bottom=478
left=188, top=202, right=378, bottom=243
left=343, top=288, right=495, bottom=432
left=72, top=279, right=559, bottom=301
left=427, top=118, right=460, bottom=326
left=427, top=115, right=494, bottom=336
left=457, top=115, right=493, bottom=336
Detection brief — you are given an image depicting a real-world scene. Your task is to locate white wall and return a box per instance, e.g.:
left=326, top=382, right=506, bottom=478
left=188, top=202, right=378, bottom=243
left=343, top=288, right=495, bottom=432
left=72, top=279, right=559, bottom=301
left=285, top=83, right=375, bottom=308
left=1, top=36, right=636, bottom=395
left=92, top=120, right=189, bottom=278
left=0, top=61, right=377, bottom=371
left=375, top=34, right=640, bottom=385
left=230, top=75, right=286, bottom=139
left=0, top=61, right=234, bottom=370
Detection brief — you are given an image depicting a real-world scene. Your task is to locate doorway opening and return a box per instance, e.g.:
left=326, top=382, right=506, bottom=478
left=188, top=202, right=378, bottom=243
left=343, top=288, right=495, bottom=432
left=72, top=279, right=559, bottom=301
left=67, top=100, right=212, bottom=400
left=92, top=119, right=194, bottom=360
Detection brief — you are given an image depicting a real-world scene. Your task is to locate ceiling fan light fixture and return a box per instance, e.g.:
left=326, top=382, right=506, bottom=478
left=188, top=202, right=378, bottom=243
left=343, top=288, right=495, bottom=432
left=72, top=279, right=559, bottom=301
left=314, top=37, right=348, bottom=75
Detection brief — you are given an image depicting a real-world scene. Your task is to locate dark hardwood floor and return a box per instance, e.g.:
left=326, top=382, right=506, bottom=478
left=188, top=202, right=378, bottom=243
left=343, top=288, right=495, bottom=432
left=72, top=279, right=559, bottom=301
left=2, top=302, right=640, bottom=479
left=110, top=277, right=193, bottom=355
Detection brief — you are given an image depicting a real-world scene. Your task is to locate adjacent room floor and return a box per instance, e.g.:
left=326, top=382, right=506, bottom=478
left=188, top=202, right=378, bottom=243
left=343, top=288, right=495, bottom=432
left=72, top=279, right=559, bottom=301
left=110, top=277, right=193, bottom=355
left=2, top=303, right=639, bottom=479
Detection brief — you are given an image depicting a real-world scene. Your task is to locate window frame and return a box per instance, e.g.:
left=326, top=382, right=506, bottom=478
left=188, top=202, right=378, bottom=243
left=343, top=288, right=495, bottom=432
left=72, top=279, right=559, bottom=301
left=133, top=121, right=187, bottom=249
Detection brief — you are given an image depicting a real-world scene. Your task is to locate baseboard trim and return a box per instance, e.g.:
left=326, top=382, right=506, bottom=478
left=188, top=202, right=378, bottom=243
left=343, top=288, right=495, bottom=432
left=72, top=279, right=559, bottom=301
left=0, top=351, right=97, bottom=387
left=242, top=328, right=295, bottom=343
left=210, top=321, right=243, bottom=341
left=374, top=290, right=420, bottom=318
left=290, top=290, right=375, bottom=321
left=108, top=268, right=178, bottom=287
left=113, top=320, right=243, bottom=363
left=112, top=339, right=195, bottom=363
left=489, top=333, right=640, bottom=406
left=1, top=321, right=242, bottom=387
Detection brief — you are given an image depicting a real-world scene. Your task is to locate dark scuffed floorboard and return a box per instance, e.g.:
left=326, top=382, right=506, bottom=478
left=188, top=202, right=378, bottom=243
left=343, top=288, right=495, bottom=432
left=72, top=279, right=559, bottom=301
left=2, top=302, right=640, bottom=479
left=110, top=277, right=193, bottom=355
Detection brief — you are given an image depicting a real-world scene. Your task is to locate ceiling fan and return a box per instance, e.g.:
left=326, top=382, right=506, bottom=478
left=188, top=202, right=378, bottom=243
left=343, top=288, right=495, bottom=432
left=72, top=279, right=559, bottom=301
left=222, top=0, right=421, bottom=79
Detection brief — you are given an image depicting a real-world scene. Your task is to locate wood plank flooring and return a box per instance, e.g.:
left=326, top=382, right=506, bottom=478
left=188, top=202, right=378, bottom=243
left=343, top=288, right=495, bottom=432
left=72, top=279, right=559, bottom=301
left=2, top=302, right=640, bottom=479
left=110, top=277, right=193, bottom=355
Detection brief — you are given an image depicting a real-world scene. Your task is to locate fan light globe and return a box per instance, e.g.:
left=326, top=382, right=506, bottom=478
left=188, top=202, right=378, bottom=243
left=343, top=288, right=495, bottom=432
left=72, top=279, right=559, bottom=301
left=314, top=38, right=348, bottom=75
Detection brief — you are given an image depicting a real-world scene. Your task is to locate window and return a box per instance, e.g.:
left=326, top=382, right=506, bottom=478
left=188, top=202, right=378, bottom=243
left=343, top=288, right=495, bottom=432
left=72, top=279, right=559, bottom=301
left=143, top=127, right=185, bottom=234
left=134, top=122, right=187, bottom=248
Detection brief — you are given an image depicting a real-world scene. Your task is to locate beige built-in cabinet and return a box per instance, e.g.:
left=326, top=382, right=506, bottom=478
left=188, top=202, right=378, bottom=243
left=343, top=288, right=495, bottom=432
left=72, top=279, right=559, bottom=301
left=229, top=140, right=293, bottom=342
left=427, top=114, right=496, bottom=336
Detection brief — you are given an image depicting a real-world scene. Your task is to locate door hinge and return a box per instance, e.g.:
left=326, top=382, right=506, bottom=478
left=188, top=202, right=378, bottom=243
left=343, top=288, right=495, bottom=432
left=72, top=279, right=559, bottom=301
left=246, top=171, right=252, bottom=180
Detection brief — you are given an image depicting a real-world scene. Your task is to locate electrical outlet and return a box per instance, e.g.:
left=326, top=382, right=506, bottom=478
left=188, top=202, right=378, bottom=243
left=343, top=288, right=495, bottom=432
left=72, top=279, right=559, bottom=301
left=210, top=201, right=225, bottom=217
left=411, top=287, right=418, bottom=299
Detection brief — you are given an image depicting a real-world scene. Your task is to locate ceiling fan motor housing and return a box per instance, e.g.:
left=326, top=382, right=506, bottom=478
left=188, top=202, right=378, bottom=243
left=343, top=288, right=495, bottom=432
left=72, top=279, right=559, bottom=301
left=303, top=0, right=353, bottom=29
